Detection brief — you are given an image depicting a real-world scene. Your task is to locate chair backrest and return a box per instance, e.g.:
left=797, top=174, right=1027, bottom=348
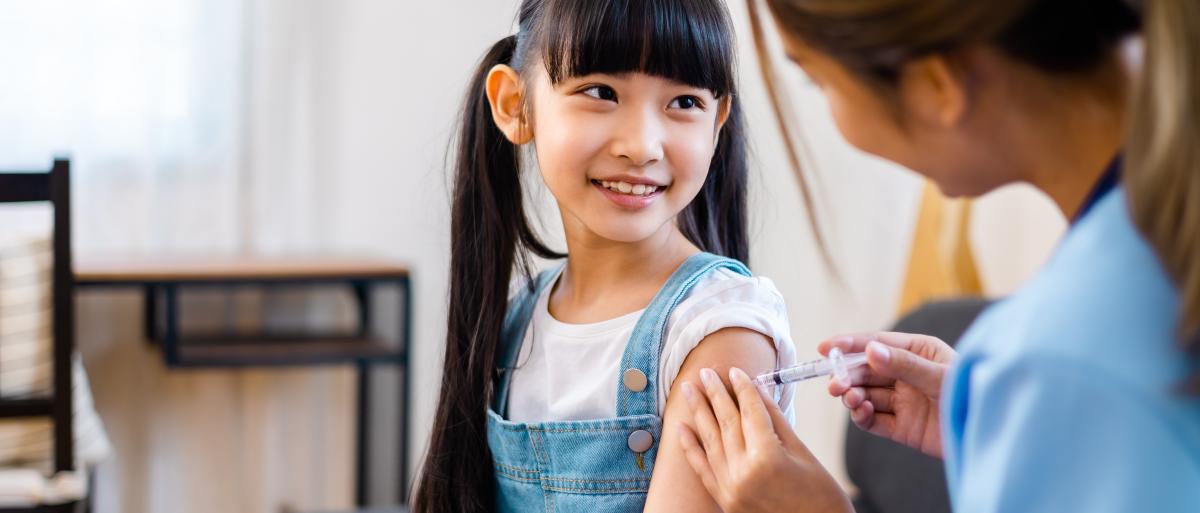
left=0, top=158, right=75, bottom=473
left=845, top=297, right=992, bottom=513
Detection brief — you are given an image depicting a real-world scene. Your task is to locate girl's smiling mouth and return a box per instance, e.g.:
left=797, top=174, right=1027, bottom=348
left=590, top=177, right=667, bottom=209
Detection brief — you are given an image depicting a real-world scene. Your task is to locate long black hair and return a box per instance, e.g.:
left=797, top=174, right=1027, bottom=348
left=413, top=1, right=747, bottom=511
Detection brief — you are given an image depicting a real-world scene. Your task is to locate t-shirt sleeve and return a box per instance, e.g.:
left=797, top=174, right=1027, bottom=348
left=657, top=270, right=797, bottom=419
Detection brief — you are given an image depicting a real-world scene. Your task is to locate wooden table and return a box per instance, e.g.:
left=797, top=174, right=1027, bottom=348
left=74, top=257, right=412, bottom=506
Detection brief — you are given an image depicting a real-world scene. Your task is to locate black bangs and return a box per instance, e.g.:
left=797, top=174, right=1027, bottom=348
left=536, top=0, right=736, bottom=96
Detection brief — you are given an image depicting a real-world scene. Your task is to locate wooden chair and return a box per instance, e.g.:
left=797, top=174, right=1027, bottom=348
left=0, top=159, right=82, bottom=513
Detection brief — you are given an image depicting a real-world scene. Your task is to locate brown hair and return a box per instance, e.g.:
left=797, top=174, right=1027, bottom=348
left=750, top=0, right=1199, bottom=388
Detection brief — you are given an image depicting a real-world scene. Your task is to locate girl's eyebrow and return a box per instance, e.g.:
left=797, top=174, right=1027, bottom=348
left=561, top=72, right=718, bottom=96
left=570, top=72, right=632, bottom=81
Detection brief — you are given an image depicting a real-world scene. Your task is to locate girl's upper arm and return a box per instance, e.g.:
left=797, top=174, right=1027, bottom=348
left=643, top=326, right=780, bottom=512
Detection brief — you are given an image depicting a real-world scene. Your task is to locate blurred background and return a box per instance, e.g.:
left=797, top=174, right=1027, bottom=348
left=0, top=1, right=1067, bottom=512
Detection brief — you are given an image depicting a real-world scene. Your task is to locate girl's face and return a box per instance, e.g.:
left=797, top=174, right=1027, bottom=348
left=527, top=68, right=728, bottom=244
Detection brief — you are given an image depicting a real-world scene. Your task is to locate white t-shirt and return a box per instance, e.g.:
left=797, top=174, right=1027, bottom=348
left=505, top=267, right=796, bottom=423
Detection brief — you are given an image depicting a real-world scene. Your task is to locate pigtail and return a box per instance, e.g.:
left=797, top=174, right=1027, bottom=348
left=1124, top=0, right=1200, bottom=393
left=678, top=95, right=750, bottom=264
left=413, top=33, right=560, bottom=513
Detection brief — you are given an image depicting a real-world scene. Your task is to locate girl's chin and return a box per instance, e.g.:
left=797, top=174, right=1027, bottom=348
left=577, top=218, right=674, bottom=245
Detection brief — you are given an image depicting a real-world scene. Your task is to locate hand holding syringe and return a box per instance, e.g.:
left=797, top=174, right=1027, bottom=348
left=754, top=347, right=868, bottom=388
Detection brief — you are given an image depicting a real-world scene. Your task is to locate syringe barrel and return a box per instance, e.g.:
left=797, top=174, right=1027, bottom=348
left=753, top=360, right=824, bottom=387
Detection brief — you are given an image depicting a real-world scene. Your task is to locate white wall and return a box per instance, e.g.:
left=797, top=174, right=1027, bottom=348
left=307, top=0, right=528, bottom=491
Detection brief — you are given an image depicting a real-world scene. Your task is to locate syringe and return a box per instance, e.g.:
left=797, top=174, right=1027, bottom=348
left=753, top=348, right=868, bottom=388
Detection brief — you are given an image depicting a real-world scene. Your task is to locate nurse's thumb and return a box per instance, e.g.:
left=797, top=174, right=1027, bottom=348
left=865, top=341, right=945, bottom=397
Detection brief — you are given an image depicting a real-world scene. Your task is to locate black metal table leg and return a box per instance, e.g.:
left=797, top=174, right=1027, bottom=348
left=163, top=284, right=180, bottom=365
left=143, top=284, right=157, bottom=344
left=352, top=281, right=372, bottom=339
left=399, top=276, right=411, bottom=502
left=356, top=359, right=370, bottom=506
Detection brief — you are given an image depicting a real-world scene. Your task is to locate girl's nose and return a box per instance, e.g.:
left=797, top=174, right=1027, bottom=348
left=610, top=107, right=665, bottom=167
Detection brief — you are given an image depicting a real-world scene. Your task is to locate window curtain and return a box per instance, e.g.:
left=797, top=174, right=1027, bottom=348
left=1, top=1, right=356, bottom=512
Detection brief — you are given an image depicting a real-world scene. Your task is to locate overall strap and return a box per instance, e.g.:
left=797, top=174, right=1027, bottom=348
left=492, top=266, right=561, bottom=415
left=615, top=252, right=751, bottom=417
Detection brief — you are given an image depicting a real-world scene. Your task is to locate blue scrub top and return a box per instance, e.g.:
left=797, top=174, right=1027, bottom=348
left=942, top=179, right=1200, bottom=511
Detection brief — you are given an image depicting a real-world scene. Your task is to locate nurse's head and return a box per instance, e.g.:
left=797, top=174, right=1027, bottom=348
left=753, top=0, right=1200, bottom=387
left=753, top=0, right=1144, bottom=198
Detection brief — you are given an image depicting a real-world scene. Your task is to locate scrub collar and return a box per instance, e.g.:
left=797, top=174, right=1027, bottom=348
left=1073, top=153, right=1122, bottom=224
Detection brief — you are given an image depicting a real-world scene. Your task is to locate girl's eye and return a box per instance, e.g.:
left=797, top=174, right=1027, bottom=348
left=669, top=95, right=704, bottom=110
left=582, top=85, right=617, bottom=102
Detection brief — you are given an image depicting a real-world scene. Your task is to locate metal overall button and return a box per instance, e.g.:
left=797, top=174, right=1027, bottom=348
left=628, top=430, right=654, bottom=453
left=622, top=368, right=648, bottom=392
left=628, top=429, right=654, bottom=471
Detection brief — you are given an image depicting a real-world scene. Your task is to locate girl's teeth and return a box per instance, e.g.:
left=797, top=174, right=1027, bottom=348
left=599, top=180, right=660, bottom=196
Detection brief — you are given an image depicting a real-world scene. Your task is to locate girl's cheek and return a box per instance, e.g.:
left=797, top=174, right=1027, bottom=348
left=671, top=127, right=719, bottom=184
left=536, top=117, right=602, bottom=183
left=535, top=131, right=566, bottom=174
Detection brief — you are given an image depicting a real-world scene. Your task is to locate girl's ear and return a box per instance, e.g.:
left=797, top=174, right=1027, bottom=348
left=898, top=54, right=969, bottom=130
left=486, top=64, right=532, bottom=144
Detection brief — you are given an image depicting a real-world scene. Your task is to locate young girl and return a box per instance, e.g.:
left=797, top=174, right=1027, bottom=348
left=414, top=1, right=797, bottom=512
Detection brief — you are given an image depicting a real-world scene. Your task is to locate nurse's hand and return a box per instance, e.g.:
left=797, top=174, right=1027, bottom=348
left=820, top=332, right=956, bottom=459
left=676, top=367, right=853, bottom=513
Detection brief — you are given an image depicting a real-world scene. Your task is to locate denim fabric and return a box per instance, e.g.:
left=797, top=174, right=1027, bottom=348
left=488, top=252, right=751, bottom=512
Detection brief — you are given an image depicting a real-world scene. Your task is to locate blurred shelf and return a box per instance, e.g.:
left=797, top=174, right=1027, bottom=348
left=70, top=255, right=413, bottom=507
left=173, top=336, right=403, bottom=368
left=75, top=257, right=408, bottom=285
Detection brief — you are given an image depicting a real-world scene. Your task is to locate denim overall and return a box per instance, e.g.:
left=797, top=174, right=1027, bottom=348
left=488, top=252, right=752, bottom=512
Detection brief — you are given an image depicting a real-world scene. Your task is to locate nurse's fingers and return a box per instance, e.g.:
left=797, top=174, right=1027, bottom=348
left=846, top=398, right=903, bottom=440
left=861, top=341, right=946, bottom=397
left=848, top=399, right=874, bottom=429
left=818, top=332, right=954, bottom=364
left=842, top=386, right=896, bottom=414
left=853, top=406, right=900, bottom=441
left=677, top=422, right=723, bottom=499
left=842, top=387, right=865, bottom=409
left=821, top=339, right=947, bottom=397
left=727, top=368, right=774, bottom=448
left=682, top=381, right=729, bottom=472
left=817, top=333, right=885, bottom=355
left=828, top=365, right=895, bottom=397
left=700, top=368, right=746, bottom=454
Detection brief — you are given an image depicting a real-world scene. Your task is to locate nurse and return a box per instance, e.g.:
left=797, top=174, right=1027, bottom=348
left=676, top=0, right=1200, bottom=512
